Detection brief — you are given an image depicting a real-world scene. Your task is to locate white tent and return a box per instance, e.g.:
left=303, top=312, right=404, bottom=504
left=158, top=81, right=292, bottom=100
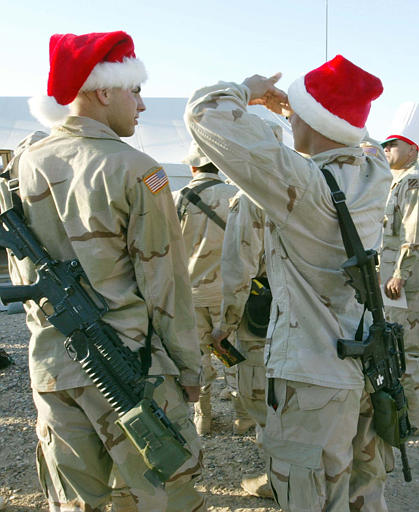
left=0, top=97, right=293, bottom=191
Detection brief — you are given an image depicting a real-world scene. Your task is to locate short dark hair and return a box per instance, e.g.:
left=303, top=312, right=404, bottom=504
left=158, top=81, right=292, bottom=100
left=197, top=162, right=219, bottom=174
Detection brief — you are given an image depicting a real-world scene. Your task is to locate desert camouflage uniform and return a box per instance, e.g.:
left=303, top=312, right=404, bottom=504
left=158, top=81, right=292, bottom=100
left=0, top=117, right=205, bottom=511
left=173, top=172, right=236, bottom=423
left=380, top=160, right=419, bottom=429
left=185, top=82, right=393, bottom=511
left=220, top=191, right=268, bottom=430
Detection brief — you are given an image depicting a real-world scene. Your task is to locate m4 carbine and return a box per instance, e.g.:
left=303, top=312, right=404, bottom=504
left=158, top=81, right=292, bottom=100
left=320, top=167, right=413, bottom=483
left=0, top=205, right=191, bottom=484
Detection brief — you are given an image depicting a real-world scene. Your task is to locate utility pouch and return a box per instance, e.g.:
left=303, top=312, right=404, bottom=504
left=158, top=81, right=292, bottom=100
left=208, top=338, right=246, bottom=367
left=371, top=389, right=410, bottom=448
left=244, top=277, right=272, bottom=337
left=116, top=380, right=191, bottom=483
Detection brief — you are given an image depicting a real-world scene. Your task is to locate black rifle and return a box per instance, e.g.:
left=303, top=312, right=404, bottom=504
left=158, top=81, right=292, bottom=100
left=0, top=205, right=189, bottom=482
left=321, top=168, right=413, bottom=482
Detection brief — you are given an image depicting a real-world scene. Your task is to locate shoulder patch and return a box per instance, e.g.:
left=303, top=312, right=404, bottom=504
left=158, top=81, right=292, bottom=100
left=143, top=167, right=169, bottom=194
left=407, top=178, right=419, bottom=190
left=362, top=146, right=378, bottom=157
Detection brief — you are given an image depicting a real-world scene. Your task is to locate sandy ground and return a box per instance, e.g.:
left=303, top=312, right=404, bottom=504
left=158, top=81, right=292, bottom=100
left=0, top=310, right=418, bottom=511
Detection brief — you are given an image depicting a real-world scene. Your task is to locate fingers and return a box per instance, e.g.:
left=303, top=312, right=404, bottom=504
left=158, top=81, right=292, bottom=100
left=269, top=72, right=282, bottom=85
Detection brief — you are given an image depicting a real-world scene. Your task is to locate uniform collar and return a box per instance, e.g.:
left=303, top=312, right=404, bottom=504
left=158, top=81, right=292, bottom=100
left=391, top=159, right=419, bottom=183
left=312, top=145, right=365, bottom=169
left=52, top=116, right=122, bottom=142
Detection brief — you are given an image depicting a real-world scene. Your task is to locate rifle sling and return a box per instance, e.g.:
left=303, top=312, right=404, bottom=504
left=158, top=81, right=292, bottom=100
left=177, top=179, right=226, bottom=230
left=320, top=167, right=369, bottom=340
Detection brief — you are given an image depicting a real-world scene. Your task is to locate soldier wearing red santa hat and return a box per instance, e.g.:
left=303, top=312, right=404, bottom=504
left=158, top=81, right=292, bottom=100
left=186, top=55, right=394, bottom=510
left=1, top=31, right=205, bottom=511
left=381, top=102, right=419, bottom=435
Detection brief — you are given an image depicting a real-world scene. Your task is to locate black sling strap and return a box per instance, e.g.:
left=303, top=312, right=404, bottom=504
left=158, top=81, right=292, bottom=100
left=320, top=167, right=370, bottom=340
left=176, top=179, right=226, bottom=230
left=320, top=167, right=368, bottom=264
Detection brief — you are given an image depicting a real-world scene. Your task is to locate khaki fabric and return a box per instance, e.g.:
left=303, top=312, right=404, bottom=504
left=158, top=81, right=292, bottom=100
left=0, top=117, right=201, bottom=391
left=185, top=82, right=392, bottom=389
left=220, top=191, right=268, bottom=338
left=385, top=306, right=419, bottom=428
left=194, top=305, right=220, bottom=385
left=380, top=161, right=419, bottom=309
left=235, top=338, right=266, bottom=428
left=172, top=172, right=236, bottom=307
left=34, top=377, right=205, bottom=512
left=264, top=379, right=392, bottom=512
left=380, top=161, right=419, bottom=428
left=220, top=191, right=268, bottom=427
left=0, top=118, right=205, bottom=510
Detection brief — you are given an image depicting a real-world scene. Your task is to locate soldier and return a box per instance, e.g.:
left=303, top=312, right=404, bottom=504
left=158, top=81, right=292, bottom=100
left=216, top=190, right=272, bottom=498
left=381, top=101, right=419, bottom=432
left=0, top=31, right=205, bottom=511
left=186, top=56, right=393, bottom=510
left=173, top=143, right=236, bottom=435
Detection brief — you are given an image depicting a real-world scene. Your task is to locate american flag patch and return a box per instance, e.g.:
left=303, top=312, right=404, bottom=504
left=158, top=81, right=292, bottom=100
left=144, top=167, right=169, bottom=194
left=408, top=178, right=418, bottom=189
left=362, top=146, right=378, bottom=157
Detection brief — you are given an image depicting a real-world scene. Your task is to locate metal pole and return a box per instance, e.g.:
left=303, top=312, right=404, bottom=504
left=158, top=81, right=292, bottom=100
left=325, top=0, right=329, bottom=61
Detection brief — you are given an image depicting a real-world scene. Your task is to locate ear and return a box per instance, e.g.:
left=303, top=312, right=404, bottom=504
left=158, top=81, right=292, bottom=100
left=95, top=88, right=111, bottom=106
left=408, top=144, right=418, bottom=159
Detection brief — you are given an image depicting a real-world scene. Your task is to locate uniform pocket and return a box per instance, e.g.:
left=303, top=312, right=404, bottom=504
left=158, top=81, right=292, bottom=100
left=296, top=386, right=349, bottom=411
left=268, top=439, right=326, bottom=512
left=35, top=421, right=67, bottom=503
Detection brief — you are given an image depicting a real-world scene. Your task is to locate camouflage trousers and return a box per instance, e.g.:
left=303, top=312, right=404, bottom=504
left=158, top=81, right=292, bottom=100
left=263, top=379, right=393, bottom=512
left=234, top=336, right=267, bottom=429
left=386, top=305, right=419, bottom=429
left=33, top=376, right=205, bottom=512
left=195, top=305, right=237, bottom=391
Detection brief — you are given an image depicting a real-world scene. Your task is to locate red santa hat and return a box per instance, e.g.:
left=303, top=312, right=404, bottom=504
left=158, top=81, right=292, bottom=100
left=288, top=55, right=383, bottom=146
left=29, top=31, right=147, bottom=127
left=382, top=101, right=419, bottom=150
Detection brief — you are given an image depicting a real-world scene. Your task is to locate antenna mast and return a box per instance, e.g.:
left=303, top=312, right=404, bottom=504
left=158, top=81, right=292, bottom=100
left=325, top=0, right=329, bottom=61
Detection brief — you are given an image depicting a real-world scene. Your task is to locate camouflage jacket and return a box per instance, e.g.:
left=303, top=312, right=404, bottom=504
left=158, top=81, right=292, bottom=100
left=220, top=191, right=267, bottom=341
left=0, top=117, right=201, bottom=391
left=172, top=172, right=236, bottom=307
left=185, top=82, right=392, bottom=389
left=381, top=160, right=419, bottom=310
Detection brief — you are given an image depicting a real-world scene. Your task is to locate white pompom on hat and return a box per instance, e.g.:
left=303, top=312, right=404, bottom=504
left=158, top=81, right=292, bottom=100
left=29, top=31, right=147, bottom=127
left=288, top=55, right=383, bottom=146
left=382, top=102, right=419, bottom=150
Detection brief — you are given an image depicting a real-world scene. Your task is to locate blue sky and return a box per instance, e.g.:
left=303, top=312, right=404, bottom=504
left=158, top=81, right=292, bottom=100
left=0, top=0, right=417, bottom=140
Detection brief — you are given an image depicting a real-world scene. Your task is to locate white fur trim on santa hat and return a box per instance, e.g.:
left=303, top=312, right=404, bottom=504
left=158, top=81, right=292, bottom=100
left=288, top=76, right=366, bottom=146
left=81, top=57, right=147, bottom=92
left=28, top=95, right=70, bottom=128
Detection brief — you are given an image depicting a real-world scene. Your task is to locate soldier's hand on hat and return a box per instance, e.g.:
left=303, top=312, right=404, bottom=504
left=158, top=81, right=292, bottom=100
left=243, top=73, right=282, bottom=103
left=182, top=385, right=201, bottom=402
left=263, top=90, right=293, bottom=118
left=384, top=276, right=405, bottom=300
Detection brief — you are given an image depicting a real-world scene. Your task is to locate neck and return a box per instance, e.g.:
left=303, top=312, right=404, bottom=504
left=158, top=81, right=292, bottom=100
left=396, top=157, right=417, bottom=172
left=69, top=92, right=109, bottom=127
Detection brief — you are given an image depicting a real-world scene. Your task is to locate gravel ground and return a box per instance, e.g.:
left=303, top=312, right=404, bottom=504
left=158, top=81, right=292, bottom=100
left=0, top=310, right=418, bottom=511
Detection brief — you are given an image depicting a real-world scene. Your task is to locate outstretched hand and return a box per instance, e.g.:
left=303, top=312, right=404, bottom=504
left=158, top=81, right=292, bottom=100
left=211, top=328, right=229, bottom=354
left=243, top=73, right=293, bottom=117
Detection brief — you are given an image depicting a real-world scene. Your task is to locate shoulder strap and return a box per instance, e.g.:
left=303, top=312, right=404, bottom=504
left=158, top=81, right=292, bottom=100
left=320, top=167, right=367, bottom=265
left=176, top=179, right=226, bottom=230
left=320, top=167, right=369, bottom=341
